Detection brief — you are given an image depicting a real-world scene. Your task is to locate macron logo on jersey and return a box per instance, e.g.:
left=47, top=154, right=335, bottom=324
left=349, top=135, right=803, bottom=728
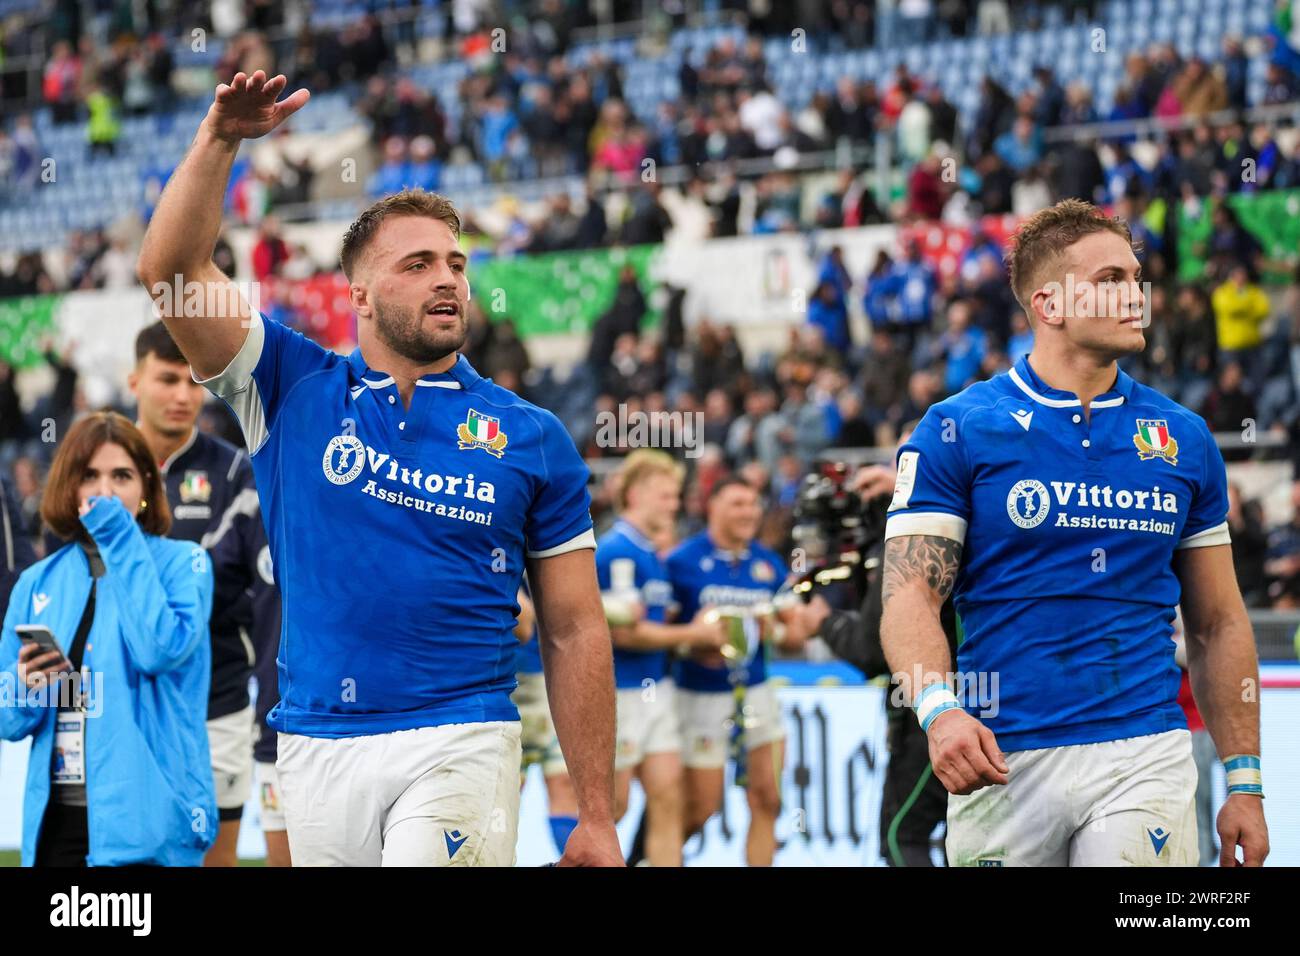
left=444, top=829, right=469, bottom=859
left=33, top=593, right=51, bottom=615
left=1010, top=408, right=1033, bottom=431
left=1147, top=825, right=1171, bottom=856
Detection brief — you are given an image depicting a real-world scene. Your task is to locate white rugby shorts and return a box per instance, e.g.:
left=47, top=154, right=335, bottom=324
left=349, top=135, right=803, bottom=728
left=946, top=728, right=1198, bottom=866
left=676, top=681, right=785, bottom=771
left=512, top=672, right=567, bottom=777
left=276, top=721, right=522, bottom=866
left=207, top=705, right=255, bottom=817
left=615, top=678, right=683, bottom=771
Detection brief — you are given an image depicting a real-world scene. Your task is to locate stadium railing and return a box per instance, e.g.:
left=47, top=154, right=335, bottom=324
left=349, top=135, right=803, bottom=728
left=1251, top=610, right=1300, bottom=661
left=1043, top=101, right=1300, bottom=144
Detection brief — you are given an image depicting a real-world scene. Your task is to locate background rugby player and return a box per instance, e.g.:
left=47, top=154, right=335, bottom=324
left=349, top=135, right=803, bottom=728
left=668, top=477, right=807, bottom=866
left=881, top=199, right=1269, bottom=867
left=596, top=450, right=726, bottom=867
left=136, top=71, right=621, bottom=867
left=128, top=320, right=274, bottom=866
left=512, top=585, right=582, bottom=857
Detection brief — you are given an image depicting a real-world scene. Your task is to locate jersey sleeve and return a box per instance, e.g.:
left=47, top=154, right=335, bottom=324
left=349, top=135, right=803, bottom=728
left=193, top=312, right=336, bottom=456
left=884, top=403, right=972, bottom=544
left=1176, top=418, right=1231, bottom=550
left=593, top=537, right=615, bottom=591
left=525, top=410, right=596, bottom=558
left=665, top=546, right=699, bottom=621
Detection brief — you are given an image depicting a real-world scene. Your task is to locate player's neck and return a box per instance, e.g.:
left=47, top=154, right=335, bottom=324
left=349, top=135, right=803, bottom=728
left=139, top=420, right=194, bottom=471
left=709, top=527, right=746, bottom=554
left=1026, top=349, right=1118, bottom=420
left=620, top=513, right=656, bottom=542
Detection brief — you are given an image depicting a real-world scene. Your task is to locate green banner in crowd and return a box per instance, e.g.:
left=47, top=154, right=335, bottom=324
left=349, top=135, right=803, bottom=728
left=471, top=244, right=663, bottom=337
left=0, top=294, right=60, bottom=369
left=1177, top=189, right=1300, bottom=284
left=0, top=245, right=665, bottom=368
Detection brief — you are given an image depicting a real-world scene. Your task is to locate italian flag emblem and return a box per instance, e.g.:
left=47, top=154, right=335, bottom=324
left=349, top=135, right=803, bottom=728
left=457, top=409, right=509, bottom=458
left=1133, top=419, right=1178, bottom=465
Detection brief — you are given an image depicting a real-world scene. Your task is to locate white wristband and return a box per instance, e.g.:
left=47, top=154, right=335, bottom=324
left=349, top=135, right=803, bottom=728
left=914, top=683, right=961, bottom=731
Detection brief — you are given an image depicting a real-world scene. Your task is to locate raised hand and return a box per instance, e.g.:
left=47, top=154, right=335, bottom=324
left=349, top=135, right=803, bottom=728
left=204, top=71, right=310, bottom=144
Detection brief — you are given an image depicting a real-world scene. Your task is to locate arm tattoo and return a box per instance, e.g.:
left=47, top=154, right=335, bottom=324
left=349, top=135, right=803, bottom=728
left=881, top=535, right=963, bottom=606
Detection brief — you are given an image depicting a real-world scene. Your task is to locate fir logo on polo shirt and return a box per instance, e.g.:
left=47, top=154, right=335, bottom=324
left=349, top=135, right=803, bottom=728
left=180, top=470, right=212, bottom=503
left=1133, top=419, right=1178, bottom=466
left=457, top=409, right=509, bottom=458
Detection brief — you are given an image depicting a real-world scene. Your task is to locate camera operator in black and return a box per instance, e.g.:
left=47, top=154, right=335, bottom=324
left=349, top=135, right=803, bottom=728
left=798, top=460, right=958, bottom=867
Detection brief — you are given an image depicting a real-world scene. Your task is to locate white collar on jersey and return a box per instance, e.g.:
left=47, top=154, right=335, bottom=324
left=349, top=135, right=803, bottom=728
left=1008, top=366, right=1126, bottom=409
left=360, top=376, right=462, bottom=390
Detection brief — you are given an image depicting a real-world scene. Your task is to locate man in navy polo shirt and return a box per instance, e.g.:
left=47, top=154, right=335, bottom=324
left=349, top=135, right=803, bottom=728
left=881, top=199, right=1269, bottom=867
left=136, top=71, right=621, bottom=867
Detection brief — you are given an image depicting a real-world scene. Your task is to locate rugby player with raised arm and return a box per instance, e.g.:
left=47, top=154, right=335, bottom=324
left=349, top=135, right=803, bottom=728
left=136, top=72, right=622, bottom=866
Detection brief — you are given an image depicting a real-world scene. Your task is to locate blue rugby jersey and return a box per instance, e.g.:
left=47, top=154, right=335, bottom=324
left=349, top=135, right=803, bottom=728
left=198, top=313, right=595, bottom=738
left=885, top=354, right=1230, bottom=751
left=595, top=518, right=674, bottom=689
left=515, top=624, right=543, bottom=675
left=515, top=579, right=542, bottom=675
left=667, top=531, right=787, bottom=693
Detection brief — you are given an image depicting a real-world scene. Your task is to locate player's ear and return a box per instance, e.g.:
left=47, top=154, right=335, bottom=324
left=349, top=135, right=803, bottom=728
left=350, top=281, right=370, bottom=319
left=1031, top=284, right=1060, bottom=327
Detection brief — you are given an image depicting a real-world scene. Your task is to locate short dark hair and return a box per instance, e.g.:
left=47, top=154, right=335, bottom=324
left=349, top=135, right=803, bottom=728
left=135, top=320, right=187, bottom=366
left=339, top=188, right=462, bottom=280
left=709, top=475, right=757, bottom=501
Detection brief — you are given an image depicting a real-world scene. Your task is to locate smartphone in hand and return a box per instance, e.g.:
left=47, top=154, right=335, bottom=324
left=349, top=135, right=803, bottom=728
left=17, top=625, right=67, bottom=663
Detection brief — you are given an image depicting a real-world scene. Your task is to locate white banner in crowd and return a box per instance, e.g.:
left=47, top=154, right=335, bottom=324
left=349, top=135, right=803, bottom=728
left=28, top=288, right=161, bottom=409
left=655, top=224, right=899, bottom=330
left=3, top=681, right=1297, bottom=866
left=26, top=223, right=903, bottom=403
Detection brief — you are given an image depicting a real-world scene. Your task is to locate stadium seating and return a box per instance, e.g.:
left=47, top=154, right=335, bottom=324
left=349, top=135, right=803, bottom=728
left=0, top=0, right=1284, bottom=252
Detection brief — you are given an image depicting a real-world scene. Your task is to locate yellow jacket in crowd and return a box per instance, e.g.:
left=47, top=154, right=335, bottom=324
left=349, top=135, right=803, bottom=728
left=1211, top=278, right=1270, bottom=352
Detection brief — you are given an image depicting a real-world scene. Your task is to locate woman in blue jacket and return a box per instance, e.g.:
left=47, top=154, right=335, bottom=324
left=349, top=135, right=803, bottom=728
left=0, top=410, right=216, bottom=866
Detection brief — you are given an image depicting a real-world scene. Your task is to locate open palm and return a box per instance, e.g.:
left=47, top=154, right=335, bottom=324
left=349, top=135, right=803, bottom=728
left=206, top=71, right=310, bottom=143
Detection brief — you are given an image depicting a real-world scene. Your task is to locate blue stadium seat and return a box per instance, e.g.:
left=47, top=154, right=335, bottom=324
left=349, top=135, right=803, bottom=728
left=4, top=0, right=1280, bottom=250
